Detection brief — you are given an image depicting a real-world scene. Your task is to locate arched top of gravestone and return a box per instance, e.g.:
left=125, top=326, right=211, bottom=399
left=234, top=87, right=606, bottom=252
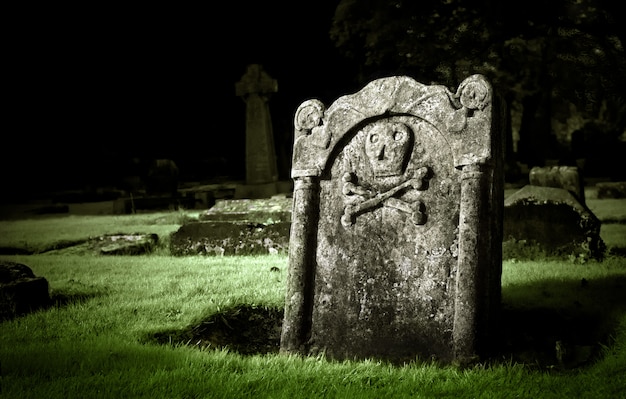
left=291, top=75, right=496, bottom=178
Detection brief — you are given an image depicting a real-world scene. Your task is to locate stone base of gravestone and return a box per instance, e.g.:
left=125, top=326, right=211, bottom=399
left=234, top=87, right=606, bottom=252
left=170, top=221, right=290, bottom=256
left=529, top=166, right=585, bottom=204
left=596, top=182, right=626, bottom=199
left=0, top=260, right=50, bottom=320
left=503, top=185, right=605, bottom=260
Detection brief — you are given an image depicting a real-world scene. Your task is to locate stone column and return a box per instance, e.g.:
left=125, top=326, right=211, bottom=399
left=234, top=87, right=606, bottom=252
left=453, top=163, right=490, bottom=363
left=280, top=175, right=319, bottom=354
left=235, top=64, right=279, bottom=197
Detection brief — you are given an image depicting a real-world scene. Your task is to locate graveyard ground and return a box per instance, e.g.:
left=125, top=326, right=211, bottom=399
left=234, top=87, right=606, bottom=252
left=0, top=183, right=625, bottom=397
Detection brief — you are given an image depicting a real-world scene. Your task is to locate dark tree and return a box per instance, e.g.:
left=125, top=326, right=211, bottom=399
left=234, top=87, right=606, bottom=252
left=330, top=0, right=625, bottom=175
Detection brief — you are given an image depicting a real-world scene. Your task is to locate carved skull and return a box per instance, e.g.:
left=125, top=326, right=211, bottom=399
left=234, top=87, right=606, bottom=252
left=364, top=121, right=413, bottom=177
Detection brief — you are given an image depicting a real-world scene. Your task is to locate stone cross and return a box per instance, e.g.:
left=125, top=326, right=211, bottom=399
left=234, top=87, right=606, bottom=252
left=235, top=64, right=279, bottom=195
left=280, top=75, right=504, bottom=364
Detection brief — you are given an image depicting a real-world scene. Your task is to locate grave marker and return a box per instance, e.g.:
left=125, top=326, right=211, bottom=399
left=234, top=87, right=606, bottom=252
left=529, top=165, right=585, bottom=204
left=280, top=75, right=504, bottom=364
left=235, top=64, right=279, bottom=198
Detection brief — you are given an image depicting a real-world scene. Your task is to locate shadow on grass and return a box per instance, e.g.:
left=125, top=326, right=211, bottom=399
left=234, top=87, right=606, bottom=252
left=0, top=290, right=102, bottom=322
left=145, top=274, right=626, bottom=370
left=146, top=304, right=284, bottom=355
left=494, top=273, right=626, bottom=369
left=49, top=291, right=102, bottom=307
left=608, top=245, right=626, bottom=257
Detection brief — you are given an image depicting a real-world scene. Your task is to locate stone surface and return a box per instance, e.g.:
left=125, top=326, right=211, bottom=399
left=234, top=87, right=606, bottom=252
left=0, top=260, right=50, bottom=319
left=12, top=234, right=161, bottom=256
left=170, top=221, right=290, bottom=256
left=529, top=166, right=585, bottom=204
left=503, top=185, right=605, bottom=260
left=92, top=233, right=159, bottom=255
left=280, top=75, right=504, bottom=364
left=236, top=64, right=279, bottom=197
left=200, top=197, right=292, bottom=223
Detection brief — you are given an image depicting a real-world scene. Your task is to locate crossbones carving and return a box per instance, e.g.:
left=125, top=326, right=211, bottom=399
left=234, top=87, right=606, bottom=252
left=341, top=166, right=430, bottom=227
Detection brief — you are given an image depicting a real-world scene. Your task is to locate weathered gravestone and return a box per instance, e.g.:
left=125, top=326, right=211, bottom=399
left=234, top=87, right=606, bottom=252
left=169, top=197, right=292, bottom=256
left=0, top=260, right=50, bottom=320
left=503, top=185, right=604, bottom=260
left=280, top=75, right=504, bottom=364
left=529, top=166, right=585, bottom=205
left=235, top=64, right=280, bottom=198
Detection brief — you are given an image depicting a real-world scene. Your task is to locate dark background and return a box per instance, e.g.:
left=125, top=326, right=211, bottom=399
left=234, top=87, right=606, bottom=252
left=6, top=1, right=624, bottom=199
left=6, top=3, right=356, bottom=196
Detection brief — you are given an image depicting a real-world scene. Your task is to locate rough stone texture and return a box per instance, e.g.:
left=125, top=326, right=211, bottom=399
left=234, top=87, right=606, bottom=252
left=236, top=64, right=279, bottom=198
left=596, top=181, right=626, bottom=199
left=0, top=260, right=50, bottom=319
left=171, top=197, right=293, bottom=256
left=200, top=197, right=292, bottom=223
left=529, top=166, right=585, bottom=204
left=170, top=221, right=290, bottom=256
left=92, top=233, right=159, bottom=255
left=503, top=185, right=605, bottom=260
left=280, top=75, right=504, bottom=364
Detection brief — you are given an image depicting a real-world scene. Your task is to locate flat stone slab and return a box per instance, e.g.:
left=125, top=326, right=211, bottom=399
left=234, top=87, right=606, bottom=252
left=170, top=221, right=290, bottom=256
left=39, top=233, right=159, bottom=256
left=200, top=197, right=292, bottom=223
left=503, top=185, right=605, bottom=260
left=92, top=233, right=159, bottom=255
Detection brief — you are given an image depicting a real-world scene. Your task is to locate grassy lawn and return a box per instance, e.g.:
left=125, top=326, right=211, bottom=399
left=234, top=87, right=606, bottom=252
left=0, top=211, right=196, bottom=254
left=0, top=254, right=624, bottom=398
left=0, top=193, right=625, bottom=398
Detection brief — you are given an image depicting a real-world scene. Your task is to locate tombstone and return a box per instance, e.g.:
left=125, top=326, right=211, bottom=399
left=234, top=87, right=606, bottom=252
left=529, top=165, right=585, bottom=205
left=503, top=185, right=605, bottom=260
left=1, top=260, right=50, bottom=320
left=235, top=64, right=280, bottom=198
left=280, top=75, right=504, bottom=364
left=169, top=220, right=290, bottom=256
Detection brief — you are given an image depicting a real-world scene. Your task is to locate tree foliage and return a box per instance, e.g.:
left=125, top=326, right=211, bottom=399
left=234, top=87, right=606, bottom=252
left=330, top=0, right=626, bottom=133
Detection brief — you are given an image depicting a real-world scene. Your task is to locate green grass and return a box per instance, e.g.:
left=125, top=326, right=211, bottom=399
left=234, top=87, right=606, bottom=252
left=0, top=254, right=625, bottom=398
left=1, top=196, right=626, bottom=398
left=586, top=198, right=626, bottom=223
left=0, top=211, right=196, bottom=254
